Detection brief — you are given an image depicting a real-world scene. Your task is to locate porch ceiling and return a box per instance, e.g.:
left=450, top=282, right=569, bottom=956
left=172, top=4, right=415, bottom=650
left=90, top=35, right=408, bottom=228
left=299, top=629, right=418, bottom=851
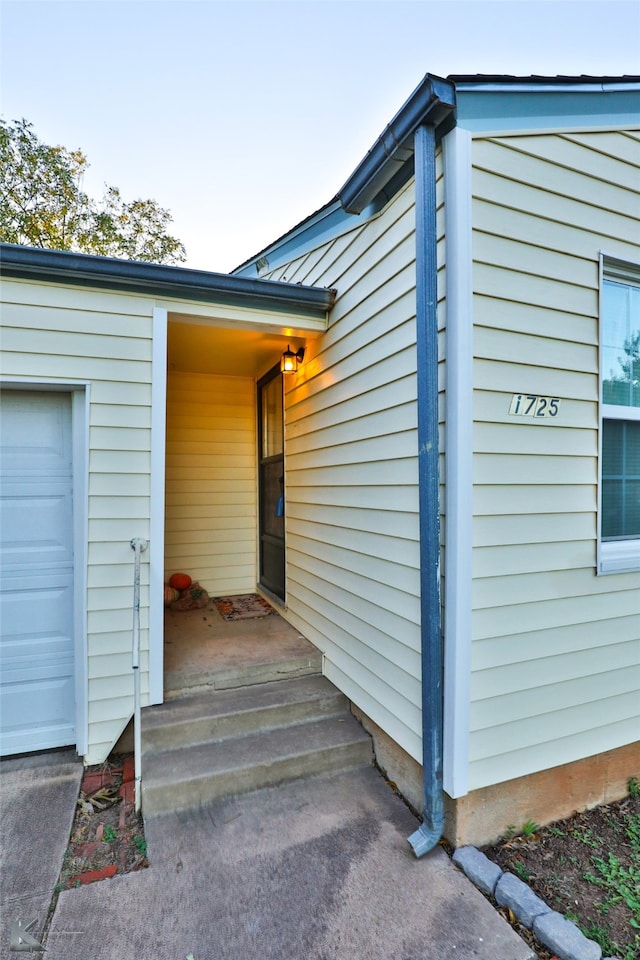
left=168, top=318, right=305, bottom=377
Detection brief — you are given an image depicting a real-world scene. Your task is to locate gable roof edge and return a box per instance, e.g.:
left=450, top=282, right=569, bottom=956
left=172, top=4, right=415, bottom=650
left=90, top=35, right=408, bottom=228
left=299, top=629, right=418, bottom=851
left=337, top=73, right=456, bottom=214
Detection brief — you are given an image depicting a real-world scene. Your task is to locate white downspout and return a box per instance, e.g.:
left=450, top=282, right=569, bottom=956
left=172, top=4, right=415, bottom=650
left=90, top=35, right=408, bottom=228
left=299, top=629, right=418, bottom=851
left=131, top=537, right=149, bottom=814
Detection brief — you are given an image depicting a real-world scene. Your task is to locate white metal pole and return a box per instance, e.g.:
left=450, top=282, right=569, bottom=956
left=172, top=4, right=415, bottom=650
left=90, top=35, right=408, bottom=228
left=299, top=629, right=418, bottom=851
left=130, top=537, right=148, bottom=814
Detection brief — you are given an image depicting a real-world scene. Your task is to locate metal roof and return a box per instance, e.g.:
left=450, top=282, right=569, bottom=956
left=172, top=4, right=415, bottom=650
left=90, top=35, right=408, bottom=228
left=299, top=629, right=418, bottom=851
left=448, top=74, right=640, bottom=85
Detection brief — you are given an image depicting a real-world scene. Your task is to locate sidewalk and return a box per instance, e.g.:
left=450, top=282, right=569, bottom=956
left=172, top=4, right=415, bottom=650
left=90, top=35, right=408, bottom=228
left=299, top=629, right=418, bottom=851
left=0, top=749, right=82, bottom=954
left=2, top=754, right=536, bottom=960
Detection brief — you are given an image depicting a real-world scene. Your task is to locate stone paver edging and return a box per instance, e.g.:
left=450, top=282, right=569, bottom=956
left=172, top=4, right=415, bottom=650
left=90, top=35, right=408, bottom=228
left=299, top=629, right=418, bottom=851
left=452, top=846, right=620, bottom=960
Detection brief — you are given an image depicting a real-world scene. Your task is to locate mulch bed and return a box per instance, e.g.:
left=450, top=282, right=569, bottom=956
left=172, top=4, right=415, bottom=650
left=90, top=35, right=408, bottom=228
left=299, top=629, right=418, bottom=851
left=56, top=753, right=148, bottom=891
left=482, top=788, right=640, bottom=960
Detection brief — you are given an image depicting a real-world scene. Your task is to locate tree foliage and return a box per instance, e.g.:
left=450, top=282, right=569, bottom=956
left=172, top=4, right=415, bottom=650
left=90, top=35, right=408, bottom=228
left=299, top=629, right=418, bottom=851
left=0, top=118, right=186, bottom=264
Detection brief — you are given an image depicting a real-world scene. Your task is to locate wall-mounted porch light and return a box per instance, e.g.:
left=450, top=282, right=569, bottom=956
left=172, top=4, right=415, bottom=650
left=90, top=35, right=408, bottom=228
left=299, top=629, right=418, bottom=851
left=280, top=345, right=305, bottom=374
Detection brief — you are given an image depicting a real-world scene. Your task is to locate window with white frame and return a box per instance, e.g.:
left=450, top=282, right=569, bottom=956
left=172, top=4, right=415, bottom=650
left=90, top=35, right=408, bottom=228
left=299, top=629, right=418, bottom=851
left=598, top=256, right=640, bottom=574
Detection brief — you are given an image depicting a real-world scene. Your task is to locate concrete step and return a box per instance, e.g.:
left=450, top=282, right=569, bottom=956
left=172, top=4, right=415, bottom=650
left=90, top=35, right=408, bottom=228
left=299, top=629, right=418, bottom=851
left=142, top=675, right=349, bottom=753
left=142, top=713, right=373, bottom=816
left=164, top=647, right=323, bottom=698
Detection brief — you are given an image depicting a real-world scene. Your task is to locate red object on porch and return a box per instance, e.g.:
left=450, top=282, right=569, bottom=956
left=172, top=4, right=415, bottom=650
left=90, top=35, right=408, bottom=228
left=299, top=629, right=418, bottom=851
left=169, top=573, right=192, bottom=591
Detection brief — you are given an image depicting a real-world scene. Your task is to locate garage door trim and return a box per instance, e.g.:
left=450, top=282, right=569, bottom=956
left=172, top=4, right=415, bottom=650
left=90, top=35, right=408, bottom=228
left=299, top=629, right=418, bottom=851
left=1, top=379, right=89, bottom=756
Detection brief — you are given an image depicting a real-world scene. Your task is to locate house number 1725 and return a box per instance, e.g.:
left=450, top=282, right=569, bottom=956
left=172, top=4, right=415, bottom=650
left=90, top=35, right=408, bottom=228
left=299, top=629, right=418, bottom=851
left=509, top=395, right=561, bottom=418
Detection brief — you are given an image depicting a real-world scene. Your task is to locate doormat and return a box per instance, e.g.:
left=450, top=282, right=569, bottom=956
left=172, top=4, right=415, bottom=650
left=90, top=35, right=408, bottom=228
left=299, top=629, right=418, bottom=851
left=213, top=593, right=276, bottom=621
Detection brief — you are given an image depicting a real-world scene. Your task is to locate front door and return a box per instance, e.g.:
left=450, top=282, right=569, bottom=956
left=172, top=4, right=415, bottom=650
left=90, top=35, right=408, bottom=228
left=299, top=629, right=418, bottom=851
left=0, top=390, right=76, bottom=755
left=257, top=366, right=285, bottom=601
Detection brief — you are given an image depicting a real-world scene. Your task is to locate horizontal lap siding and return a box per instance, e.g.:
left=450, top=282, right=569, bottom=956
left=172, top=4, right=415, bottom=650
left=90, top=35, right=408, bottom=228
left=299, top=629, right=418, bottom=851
left=469, top=132, right=640, bottom=791
left=165, top=371, right=257, bottom=596
left=265, top=171, right=443, bottom=765
left=1, top=279, right=154, bottom=763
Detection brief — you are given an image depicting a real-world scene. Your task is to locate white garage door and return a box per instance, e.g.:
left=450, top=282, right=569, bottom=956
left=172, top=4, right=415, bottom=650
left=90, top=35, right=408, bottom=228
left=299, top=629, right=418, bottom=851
left=0, top=390, right=76, bottom=755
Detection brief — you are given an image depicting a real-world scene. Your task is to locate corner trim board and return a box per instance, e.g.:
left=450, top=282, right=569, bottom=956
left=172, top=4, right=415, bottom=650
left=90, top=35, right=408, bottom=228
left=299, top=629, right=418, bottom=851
left=149, top=307, right=168, bottom=705
left=442, top=126, right=474, bottom=799
left=72, top=386, right=90, bottom=756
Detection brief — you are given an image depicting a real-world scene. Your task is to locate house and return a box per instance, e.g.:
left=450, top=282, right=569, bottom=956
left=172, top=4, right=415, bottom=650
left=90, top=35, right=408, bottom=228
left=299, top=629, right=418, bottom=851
left=0, top=253, right=332, bottom=757
left=1, top=73, right=638, bottom=849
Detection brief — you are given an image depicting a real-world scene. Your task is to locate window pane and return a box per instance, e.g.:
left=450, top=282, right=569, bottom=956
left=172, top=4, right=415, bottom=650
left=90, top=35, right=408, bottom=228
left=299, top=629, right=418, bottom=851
left=601, top=419, right=640, bottom=540
left=261, top=375, right=283, bottom=458
left=602, top=419, right=623, bottom=474
left=602, top=280, right=640, bottom=408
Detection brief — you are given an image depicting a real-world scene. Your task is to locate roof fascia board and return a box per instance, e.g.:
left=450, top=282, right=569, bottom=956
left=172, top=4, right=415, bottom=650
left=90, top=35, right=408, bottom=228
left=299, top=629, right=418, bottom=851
left=0, top=244, right=334, bottom=320
left=338, top=73, right=456, bottom=214
left=234, top=158, right=418, bottom=280
left=455, top=86, right=640, bottom=133
left=233, top=199, right=374, bottom=278
left=454, top=80, right=640, bottom=93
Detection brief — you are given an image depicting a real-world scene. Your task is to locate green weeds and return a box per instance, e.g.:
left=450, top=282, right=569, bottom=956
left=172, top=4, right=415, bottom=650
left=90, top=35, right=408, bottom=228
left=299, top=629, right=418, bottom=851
left=583, top=852, right=640, bottom=920
left=488, top=781, right=640, bottom=958
left=134, top=834, right=147, bottom=858
left=573, top=787, right=640, bottom=959
left=547, top=825, right=567, bottom=838
left=512, top=860, right=531, bottom=883
left=521, top=819, right=540, bottom=838
left=571, top=826, right=600, bottom=848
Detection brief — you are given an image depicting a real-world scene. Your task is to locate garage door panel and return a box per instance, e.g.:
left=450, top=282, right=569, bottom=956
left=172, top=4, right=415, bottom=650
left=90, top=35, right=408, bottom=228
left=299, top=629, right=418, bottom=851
left=1, top=489, right=74, bottom=566
left=1, top=635, right=74, bottom=682
left=0, top=650, right=75, bottom=683
left=0, top=392, right=72, bottom=474
left=0, top=576, right=74, bottom=637
left=0, top=675, right=75, bottom=754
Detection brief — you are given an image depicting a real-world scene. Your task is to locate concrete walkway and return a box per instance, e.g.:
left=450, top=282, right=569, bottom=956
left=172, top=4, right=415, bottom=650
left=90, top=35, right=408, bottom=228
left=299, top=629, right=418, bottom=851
left=0, top=749, right=83, bottom=954
left=2, top=752, right=536, bottom=960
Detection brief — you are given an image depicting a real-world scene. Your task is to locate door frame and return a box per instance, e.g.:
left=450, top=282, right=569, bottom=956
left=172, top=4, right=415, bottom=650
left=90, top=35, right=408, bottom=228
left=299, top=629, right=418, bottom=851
left=0, top=378, right=89, bottom=756
left=256, top=363, right=286, bottom=603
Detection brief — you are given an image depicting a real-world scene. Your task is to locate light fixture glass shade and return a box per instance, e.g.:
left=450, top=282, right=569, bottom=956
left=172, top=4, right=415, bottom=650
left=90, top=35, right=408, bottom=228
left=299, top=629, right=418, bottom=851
left=280, top=345, right=304, bottom=374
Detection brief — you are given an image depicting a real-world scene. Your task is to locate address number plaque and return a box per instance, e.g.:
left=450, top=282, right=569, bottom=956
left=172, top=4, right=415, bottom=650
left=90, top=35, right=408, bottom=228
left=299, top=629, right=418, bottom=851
left=508, top=394, right=561, bottom=418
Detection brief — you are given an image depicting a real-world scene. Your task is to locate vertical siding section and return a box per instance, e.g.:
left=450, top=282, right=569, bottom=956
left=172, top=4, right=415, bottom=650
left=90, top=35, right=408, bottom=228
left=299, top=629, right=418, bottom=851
left=1, top=278, right=154, bottom=763
left=165, top=370, right=257, bottom=595
left=265, top=165, right=445, bottom=765
left=469, top=131, right=640, bottom=790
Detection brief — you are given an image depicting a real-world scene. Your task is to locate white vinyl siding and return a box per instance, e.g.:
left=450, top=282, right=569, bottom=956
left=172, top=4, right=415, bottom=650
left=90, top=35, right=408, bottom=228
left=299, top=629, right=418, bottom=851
left=468, top=130, right=640, bottom=791
left=1, top=278, right=154, bottom=764
left=164, top=370, right=257, bottom=595
left=264, top=168, right=445, bottom=765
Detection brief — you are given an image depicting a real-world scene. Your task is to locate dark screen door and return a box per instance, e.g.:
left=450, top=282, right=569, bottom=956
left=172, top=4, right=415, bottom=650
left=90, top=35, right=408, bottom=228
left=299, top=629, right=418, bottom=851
left=257, top=366, right=285, bottom=600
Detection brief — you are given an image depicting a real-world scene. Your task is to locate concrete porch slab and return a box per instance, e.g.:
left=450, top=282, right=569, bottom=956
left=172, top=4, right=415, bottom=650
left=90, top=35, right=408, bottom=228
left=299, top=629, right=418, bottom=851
left=164, top=600, right=321, bottom=696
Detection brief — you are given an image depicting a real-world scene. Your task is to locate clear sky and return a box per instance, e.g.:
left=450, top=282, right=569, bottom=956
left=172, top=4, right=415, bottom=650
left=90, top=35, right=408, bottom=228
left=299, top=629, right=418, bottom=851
left=1, top=1, right=638, bottom=273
